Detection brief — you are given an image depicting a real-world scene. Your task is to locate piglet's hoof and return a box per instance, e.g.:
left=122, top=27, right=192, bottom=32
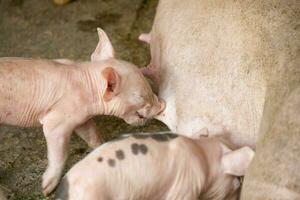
left=53, top=0, right=70, bottom=5
left=42, top=169, right=61, bottom=196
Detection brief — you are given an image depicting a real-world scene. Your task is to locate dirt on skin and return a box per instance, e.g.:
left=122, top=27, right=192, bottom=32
left=0, top=0, right=167, bottom=199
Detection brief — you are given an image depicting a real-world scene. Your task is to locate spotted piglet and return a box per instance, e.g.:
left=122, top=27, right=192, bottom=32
left=55, top=133, right=254, bottom=200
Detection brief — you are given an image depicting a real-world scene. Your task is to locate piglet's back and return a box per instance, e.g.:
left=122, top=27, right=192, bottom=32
left=0, top=58, right=70, bottom=127
left=57, top=133, right=208, bottom=200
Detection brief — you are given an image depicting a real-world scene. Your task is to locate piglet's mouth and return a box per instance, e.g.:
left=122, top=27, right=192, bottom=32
left=156, top=108, right=165, bottom=116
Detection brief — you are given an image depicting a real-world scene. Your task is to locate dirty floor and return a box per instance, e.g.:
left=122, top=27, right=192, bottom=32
left=0, top=0, right=168, bottom=199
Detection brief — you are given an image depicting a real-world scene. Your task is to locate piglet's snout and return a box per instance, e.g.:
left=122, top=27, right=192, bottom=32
left=153, top=98, right=166, bottom=119
left=146, top=98, right=165, bottom=118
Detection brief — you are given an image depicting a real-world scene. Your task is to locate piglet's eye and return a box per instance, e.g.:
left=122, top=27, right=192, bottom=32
left=136, top=111, right=145, bottom=119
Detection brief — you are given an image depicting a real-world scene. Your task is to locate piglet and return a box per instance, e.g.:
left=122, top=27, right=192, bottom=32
left=0, top=28, right=165, bottom=196
left=55, top=132, right=254, bottom=200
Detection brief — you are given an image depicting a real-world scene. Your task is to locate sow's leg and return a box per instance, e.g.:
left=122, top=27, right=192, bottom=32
left=241, top=87, right=300, bottom=199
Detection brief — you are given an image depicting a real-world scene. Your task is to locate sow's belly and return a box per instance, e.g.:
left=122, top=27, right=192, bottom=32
left=155, top=83, right=261, bottom=149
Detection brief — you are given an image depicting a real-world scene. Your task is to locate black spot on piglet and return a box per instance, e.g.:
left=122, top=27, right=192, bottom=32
left=131, top=143, right=139, bottom=155
left=151, top=133, right=178, bottom=142
left=108, top=158, right=116, bottom=167
left=139, top=144, right=148, bottom=154
left=98, top=157, right=103, bottom=162
left=115, top=150, right=125, bottom=160
left=131, top=143, right=148, bottom=155
left=151, top=134, right=170, bottom=142
left=166, top=133, right=178, bottom=139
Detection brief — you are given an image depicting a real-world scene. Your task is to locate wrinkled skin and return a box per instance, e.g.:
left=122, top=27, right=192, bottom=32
left=139, top=0, right=300, bottom=198
left=55, top=133, right=254, bottom=200
left=0, top=28, right=164, bottom=196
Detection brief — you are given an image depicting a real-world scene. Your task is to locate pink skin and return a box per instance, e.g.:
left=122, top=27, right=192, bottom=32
left=0, top=28, right=165, bottom=196
left=138, top=33, right=151, bottom=44
left=137, top=0, right=276, bottom=148
left=138, top=32, right=161, bottom=92
left=55, top=133, right=254, bottom=200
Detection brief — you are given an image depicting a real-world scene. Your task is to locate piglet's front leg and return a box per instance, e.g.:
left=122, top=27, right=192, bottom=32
left=75, top=119, right=103, bottom=149
left=40, top=111, right=76, bottom=196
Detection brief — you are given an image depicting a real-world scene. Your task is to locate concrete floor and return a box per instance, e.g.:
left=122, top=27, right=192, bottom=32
left=0, top=0, right=167, bottom=199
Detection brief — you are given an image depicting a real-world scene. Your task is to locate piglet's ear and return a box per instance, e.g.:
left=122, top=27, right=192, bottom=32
left=91, top=28, right=115, bottom=61
left=102, top=67, right=121, bottom=102
left=221, top=146, right=255, bottom=176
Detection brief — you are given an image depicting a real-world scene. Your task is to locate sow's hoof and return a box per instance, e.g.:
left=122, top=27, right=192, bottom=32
left=53, top=0, right=71, bottom=5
